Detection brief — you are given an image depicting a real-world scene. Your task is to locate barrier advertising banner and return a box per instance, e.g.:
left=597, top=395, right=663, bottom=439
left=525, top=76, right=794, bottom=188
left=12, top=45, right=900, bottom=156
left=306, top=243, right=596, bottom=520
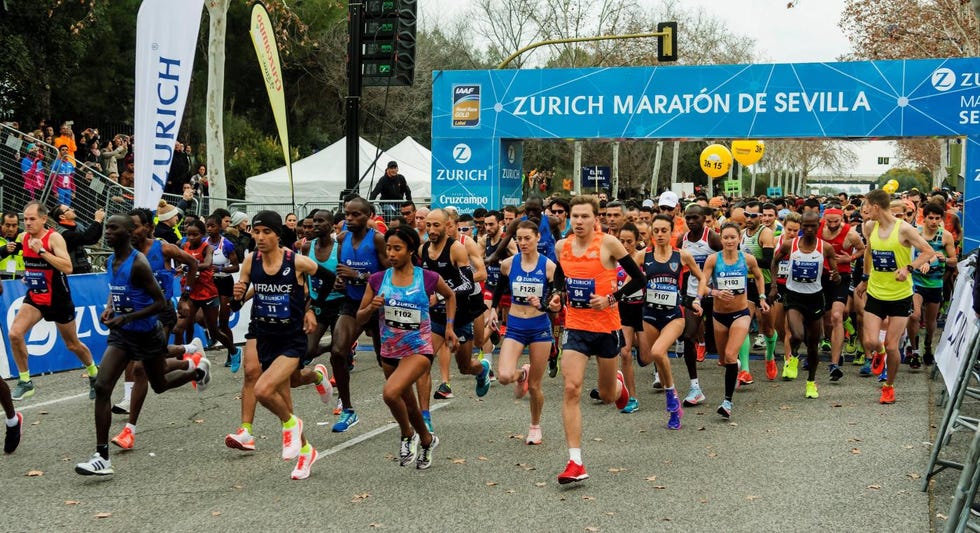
left=133, top=0, right=205, bottom=209
left=0, top=274, right=253, bottom=380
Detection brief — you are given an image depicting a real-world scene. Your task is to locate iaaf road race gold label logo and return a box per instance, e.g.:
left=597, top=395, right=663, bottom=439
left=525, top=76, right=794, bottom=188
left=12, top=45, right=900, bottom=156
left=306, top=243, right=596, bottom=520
left=453, top=85, right=480, bottom=127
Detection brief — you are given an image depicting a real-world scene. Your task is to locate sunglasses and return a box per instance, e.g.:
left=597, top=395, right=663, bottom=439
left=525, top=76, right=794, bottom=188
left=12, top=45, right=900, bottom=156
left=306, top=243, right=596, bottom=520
left=460, top=227, right=472, bottom=232
left=551, top=209, right=565, bottom=214
left=905, top=211, right=914, bottom=216
left=745, top=213, right=761, bottom=218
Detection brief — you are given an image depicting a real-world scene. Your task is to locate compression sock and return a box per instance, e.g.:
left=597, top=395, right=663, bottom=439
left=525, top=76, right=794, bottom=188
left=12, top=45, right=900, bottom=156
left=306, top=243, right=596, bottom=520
left=19, top=371, right=30, bottom=383
left=724, top=363, right=739, bottom=401
left=765, top=333, right=778, bottom=361
left=240, top=422, right=253, bottom=434
left=86, top=363, right=98, bottom=377
left=739, top=336, right=751, bottom=371
left=300, top=442, right=312, bottom=454
left=282, top=415, right=298, bottom=429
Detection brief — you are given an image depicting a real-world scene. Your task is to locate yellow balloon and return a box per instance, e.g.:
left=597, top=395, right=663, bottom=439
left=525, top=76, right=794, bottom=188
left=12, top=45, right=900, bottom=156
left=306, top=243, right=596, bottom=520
left=883, top=179, right=899, bottom=194
left=700, top=144, right=733, bottom=179
left=731, top=140, right=765, bottom=167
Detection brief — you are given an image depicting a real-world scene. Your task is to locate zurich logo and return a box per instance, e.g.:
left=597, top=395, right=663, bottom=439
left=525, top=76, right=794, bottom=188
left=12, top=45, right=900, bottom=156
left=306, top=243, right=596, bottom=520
left=507, top=144, right=517, bottom=164
left=388, top=298, right=397, bottom=305
left=453, top=143, right=472, bottom=164
left=931, top=68, right=955, bottom=92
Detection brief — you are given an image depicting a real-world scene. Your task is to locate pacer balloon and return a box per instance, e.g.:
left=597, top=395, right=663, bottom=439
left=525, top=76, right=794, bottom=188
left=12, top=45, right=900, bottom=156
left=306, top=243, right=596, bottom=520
left=731, top=140, right=765, bottom=166
left=700, top=144, right=733, bottom=178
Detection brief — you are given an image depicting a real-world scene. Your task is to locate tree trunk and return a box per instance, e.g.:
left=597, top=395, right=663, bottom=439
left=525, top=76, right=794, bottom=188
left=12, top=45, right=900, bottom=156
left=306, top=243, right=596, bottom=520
left=205, top=0, right=229, bottom=207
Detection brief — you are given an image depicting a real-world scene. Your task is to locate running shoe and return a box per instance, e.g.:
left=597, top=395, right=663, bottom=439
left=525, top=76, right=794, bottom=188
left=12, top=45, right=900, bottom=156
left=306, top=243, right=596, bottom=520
left=852, top=352, right=865, bottom=366
left=753, top=334, right=766, bottom=350
left=399, top=433, right=420, bottom=466
left=717, top=400, right=733, bottom=419
left=877, top=368, right=888, bottom=383
left=290, top=446, right=319, bottom=480
left=859, top=359, right=872, bottom=377
left=333, top=399, right=344, bottom=416
left=683, top=387, right=705, bottom=407
left=332, top=409, right=359, bottom=433
left=558, top=460, right=589, bottom=484
left=923, top=352, right=935, bottom=366
left=526, top=425, right=542, bottom=445
left=870, top=350, right=886, bottom=375
left=489, top=370, right=497, bottom=382
left=422, top=411, right=433, bottom=433
left=621, top=397, right=639, bottom=414
left=74, top=453, right=113, bottom=476
left=475, top=359, right=492, bottom=397
left=111, top=399, right=130, bottom=415
left=89, top=376, right=97, bottom=400
left=229, top=347, right=243, bottom=374
left=844, top=317, right=856, bottom=336
left=615, top=371, right=630, bottom=410
left=844, top=335, right=858, bottom=356
left=4, top=412, right=23, bottom=454
left=820, top=339, right=832, bottom=353
left=416, top=435, right=439, bottom=469
left=515, top=364, right=530, bottom=399
left=805, top=381, right=819, bottom=399
left=194, top=355, right=212, bottom=393
left=189, top=337, right=205, bottom=356
left=909, top=352, right=922, bottom=370
left=766, top=359, right=778, bottom=381
left=282, top=417, right=303, bottom=460
left=667, top=408, right=683, bottom=430
left=828, top=364, right=844, bottom=382
left=225, top=428, right=256, bottom=451
left=433, top=382, right=454, bottom=400
left=782, top=356, right=799, bottom=381
left=652, top=371, right=663, bottom=391
left=801, top=357, right=809, bottom=371
left=313, top=364, right=334, bottom=404
left=737, top=370, right=754, bottom=386
left=696, top=342, right=706, bottom=362
left=589, top=388, right=601, bottom=401
left=903, top=342, right=913, bottom=364
left=879, top=384, right=896, bottom=404
left=111, top=426, right=135, bottom=450
left=11, top=380, right=35, bottom=401
left=665, top=389, right=681, bottom=413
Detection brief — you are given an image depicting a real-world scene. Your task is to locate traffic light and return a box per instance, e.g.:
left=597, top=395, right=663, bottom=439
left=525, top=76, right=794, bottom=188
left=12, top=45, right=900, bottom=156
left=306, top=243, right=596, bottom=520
left=657, top=21, right=678, bottom=62
left=360, top=0, right=416, bottom=87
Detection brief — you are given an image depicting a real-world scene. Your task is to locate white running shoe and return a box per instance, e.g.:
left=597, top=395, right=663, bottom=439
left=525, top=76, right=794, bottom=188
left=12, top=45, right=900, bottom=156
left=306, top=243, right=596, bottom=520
left=282, top=417, right=303, bottom=460
left=290, top=446, right=319, bottom=480
left=313, top=364, right=334, bottom=404
left=74, top=453, right=114, bottom=476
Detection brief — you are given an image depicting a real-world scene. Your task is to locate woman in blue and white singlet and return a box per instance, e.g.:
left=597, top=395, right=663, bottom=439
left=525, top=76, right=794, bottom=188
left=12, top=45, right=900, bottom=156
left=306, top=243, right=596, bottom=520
left=698, top=223, right=769, bottom=419
left=489, top=220, right=560, bottom=446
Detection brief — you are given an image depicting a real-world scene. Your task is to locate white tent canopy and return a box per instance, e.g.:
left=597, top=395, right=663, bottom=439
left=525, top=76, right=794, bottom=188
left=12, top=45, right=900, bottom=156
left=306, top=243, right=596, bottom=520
left=385, top=136, right=432, bottom=180
left=244, top=136, right=431, bottom=204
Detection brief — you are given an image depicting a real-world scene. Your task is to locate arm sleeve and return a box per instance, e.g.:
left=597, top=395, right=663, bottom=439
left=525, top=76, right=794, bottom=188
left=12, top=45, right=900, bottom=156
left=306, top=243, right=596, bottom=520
left=761, top=246, right=774, bottom=269
left=613, top=255, right=645, bottom=301
left=491, top=275, right=511, bottom=309
left=552, top=262, right=565, bottom=292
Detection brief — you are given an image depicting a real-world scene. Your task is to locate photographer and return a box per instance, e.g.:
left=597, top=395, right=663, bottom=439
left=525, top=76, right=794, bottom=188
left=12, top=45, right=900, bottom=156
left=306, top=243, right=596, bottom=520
left=52, top=204, right=105, bottom=275
left=101, top=135, right=128, bottom=176
left=0, top=211, right=24, bottom=279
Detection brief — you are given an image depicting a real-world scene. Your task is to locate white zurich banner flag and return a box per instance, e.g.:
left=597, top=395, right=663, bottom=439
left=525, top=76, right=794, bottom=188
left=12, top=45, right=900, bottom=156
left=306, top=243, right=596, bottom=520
left=133, top=0, right=205, bottom=209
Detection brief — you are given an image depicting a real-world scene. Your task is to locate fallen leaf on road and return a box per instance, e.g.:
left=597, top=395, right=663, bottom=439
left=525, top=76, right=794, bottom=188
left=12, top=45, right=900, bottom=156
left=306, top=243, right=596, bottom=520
left=517, top=463, right=536, bottom=471
left=905, top=445, right=915, bottom=449
left=535, top=482, right=546, bottom=487
left=232, top=485, right=243, bottom=490
left=746, top=495, right=760, bottom=501
left=593, top=438, right=603, bottom=442
left=25, top=470, right=43, bottom=477
left=937, top=513, right=948, bottom=520
left=585, top=527, right=599, bottom=532
left=369, top=523, right=383, bottom=528
left=65, top=500, right=80, bottom=506
left=699, top=499, right=709, bottom=504
left=605, top=512, right=615, bottom=516
left=211, top=511, right=221, bottom=517
left=645, top=475, right=658, bottom=481
left=848, top=438, right=862, bottom=442
left=728, top=423, right=738, bottom=427
left=778, top=405, right=791, bottom=410
left=148, top=453, right=156, bottom=457
left=351, top=493, right=370, bottom=503
left=582, top=496, right=595, bottom=500
left=95, top=513, right=112, bottom=519
left=39, top=410, right=48, bottom=415
left=508, top=434, right=524, bottom=440
left=505, top=489, right=515, bottom=494
left=698, top=427, right=706, bottom=431
left=832, top=403, right=843, bottom=408
left=867, top=484, right=881, bottom=490
left=194, top=419, right=204, bottom=424
left=478, top=456, right=489, bottom=461
left=31, top=421, right=40, bottom=426
left=907, top=473, right=921, bottom=480
left=851, top=448, right=861, bottom=454
left=486, top=482, right=497, bottom=487
left=652, top=485, right=667, bottom=490
left=607, top=467, right=625, bottom=473
left=451, top=458, right=466, bottom=464
left=707, top=453, right=718, bottom=458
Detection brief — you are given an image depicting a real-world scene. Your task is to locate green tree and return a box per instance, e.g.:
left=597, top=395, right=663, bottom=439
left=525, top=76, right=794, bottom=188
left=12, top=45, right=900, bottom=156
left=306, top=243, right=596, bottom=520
left=877, top=167, right=930, bottom=193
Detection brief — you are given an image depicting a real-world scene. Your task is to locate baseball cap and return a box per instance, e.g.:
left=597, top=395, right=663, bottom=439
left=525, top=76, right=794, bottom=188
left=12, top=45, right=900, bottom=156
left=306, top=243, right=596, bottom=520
left=641, top=199, right=655, bottom=208
left=386, top=161, right=398, bottom=169
left=251, top=210, right=283, bottom=235
left=658, top=191, right=679, bottom=208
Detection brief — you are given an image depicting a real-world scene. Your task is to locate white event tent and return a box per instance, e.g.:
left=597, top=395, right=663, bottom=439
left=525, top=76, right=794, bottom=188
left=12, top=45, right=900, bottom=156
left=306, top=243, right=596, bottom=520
left=245, top=136, right=432, bottom=204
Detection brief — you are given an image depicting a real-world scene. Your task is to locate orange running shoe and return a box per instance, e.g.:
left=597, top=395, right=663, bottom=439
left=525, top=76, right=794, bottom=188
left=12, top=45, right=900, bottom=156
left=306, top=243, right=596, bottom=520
left=879, top=384, right=896, bottom=404
left=111, top=426, right=135, bottom=450
left=765, top=360, right=778, bottom=381
left=737, top=370, right=754, bottom=386
left=871, top=350, right=886, bottom=375
left=696, top=342, right=706, bottom=362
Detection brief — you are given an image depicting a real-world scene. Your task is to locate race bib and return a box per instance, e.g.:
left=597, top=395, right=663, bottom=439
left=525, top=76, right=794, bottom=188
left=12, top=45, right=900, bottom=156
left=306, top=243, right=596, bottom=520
left=871, top=250, right=898, bottom=272
left=717, top=276, right=746, bottom=293
left=255, top=293, right=290, bottom=321
left=486, top=266, right=501, bottom=286
left=24, top=270, right=48, bottom=293
left=384, top=303, right=422, bottom=330
left=646, top=282, right=678, bottom=308
left=513, top=282, right=544, bottom=300
left=791, top=260, right=819, bottom=283
left=567, top=278, right=594, bottom=309
left=777, top=261, right=790, bottom=278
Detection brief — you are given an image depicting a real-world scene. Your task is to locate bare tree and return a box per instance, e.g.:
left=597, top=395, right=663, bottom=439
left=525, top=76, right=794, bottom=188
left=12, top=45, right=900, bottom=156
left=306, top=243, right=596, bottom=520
left=471, top=0, right=544, bottom=68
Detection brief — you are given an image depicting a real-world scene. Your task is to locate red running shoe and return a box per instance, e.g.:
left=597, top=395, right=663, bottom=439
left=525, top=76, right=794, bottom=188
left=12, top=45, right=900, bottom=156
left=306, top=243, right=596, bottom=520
left=871, top=350, right=886, bottom=375
left=615, top=371, right=630, bottom=410
left=557, top=460, right=589, bottom=484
